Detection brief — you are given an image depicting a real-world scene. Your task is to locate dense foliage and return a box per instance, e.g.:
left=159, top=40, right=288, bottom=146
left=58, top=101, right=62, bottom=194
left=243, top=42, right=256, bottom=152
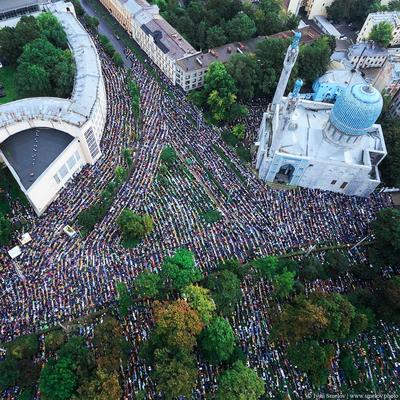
left=152, top=0, right=298, bottom=50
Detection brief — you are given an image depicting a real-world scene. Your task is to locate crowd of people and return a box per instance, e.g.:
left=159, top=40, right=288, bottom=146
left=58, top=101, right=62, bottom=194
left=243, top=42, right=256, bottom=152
left=0, top=27, right=397, bottom=399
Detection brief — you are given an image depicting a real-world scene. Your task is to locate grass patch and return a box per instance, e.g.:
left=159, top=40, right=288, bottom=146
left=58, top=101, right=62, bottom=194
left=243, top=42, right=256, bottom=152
left=200, top=208, right=222, bottom=223
left=0, top=66, right=17, bottom=105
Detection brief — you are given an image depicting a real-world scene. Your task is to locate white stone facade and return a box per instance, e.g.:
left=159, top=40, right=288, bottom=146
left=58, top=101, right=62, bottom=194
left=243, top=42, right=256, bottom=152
left=0, top=2, right=107, bottom=215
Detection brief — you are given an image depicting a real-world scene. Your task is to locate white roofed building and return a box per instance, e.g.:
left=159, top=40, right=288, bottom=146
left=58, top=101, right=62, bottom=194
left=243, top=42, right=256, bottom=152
left=357, top=12, right=400, bottom=46
left=0, top=1, right=107, bottom=215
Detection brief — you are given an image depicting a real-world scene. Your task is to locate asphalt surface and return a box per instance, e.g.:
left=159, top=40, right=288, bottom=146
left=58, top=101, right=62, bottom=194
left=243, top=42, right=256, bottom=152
left=80, top=0, right=131, bottom=67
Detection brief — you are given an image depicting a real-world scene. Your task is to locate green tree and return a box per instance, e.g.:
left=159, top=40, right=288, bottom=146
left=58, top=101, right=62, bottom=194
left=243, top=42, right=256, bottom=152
left=193, top=62, right=247, bottom=124
left=122, top=148, right=133, bottom=168
left=70, top=0, right=84, bottom=16
left=0, top=215, right=13, bottom=246
left=273, top=269, right=296, bottom=299
left=39, top=357, right=77, bottom=400
left=76, top=368, right=121, bottom=400
left=324, top=250, right=350, bottom=277
left=0, top=357, right=20, bottom=391
left=205, top=270, right=241, bottom=315
left=252, top=255, right=278, bottom=280
left=93, top=315, right=129, bottom=372
left=372, top=277, right=400, bottom=323
left=14, top=15, right=41, bottom=57
left=160, top=146, right=177, bottom=167
left=0, top=27, right=19, bottom=65
left=226, top=54, right=259, bottom=101
left=271, top=296, right=329, bottom=343
left=225, top=13, right=256, bottom=42
left=6, top=334, right=38, bottom=360
left=83, top=15, right=100, bottom=31
left=216, top=360, right=265, bottom=400
left=369, top=208, right=400, bottom=267
left=182, top=284, right=216, bottom=324
left=153, top=349, right=198, bottom=400
left=199, top=317, right=235, bottom=364
left=206, top=26, right=227, bottom=48
left=57, top=336, right=95, bottom=381
left=327, top=0, right=377, bottom=24
left=116, top=281, right=133, bottom=317
left=114, top=165, right=127, bottom=185
left=37, top=12, right=68, bottom=48
left=134, top=270, right=161, bottom=299
left=232, top=123, right=245, bottom=140
left=52, top=50, right=75, bottom=98
left=154, top=299, right=203, bottom=352
left=161, top=248, right=203, bottom=292
left=298, top=36, right=332, bottom=85
left=379, top=117, right=400, bottom=187
left=255, top=38, right=292, bottom=98
left=339, top=349, right=360, bottom=381
left=288, top=340, right=334, bottom=386
left=45, top=330, right=66, bottom=352
left=113, top=52, right=124, bottom=67
left=15, top=63, right=51, bottom=97
left=117, top=208, right=153, bottom=246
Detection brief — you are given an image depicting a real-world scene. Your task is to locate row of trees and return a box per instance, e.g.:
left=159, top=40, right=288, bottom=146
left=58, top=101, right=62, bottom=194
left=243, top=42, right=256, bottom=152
left=77, top=154, right=132, bottom=234
left=39, top=315, right=127, bottom=400
left=0, top=13, right=75, bottom=98
left=130, top=249, right=265, bottom=399
left=151, top=0, right=298, bottom=50
left=190, top=36, right=334, bottom=124
left=99, top=34, right=124, bottom=67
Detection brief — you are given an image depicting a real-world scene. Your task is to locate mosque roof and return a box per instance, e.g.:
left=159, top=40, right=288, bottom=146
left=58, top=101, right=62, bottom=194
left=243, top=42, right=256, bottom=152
left=330, top=84, right=383, bottom=136
left=272, top=99, right=385, bottom=167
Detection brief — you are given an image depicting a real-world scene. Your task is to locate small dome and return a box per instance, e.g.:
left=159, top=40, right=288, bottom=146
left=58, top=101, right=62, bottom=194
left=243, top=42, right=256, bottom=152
left=329, top=84, right=383, bottom=136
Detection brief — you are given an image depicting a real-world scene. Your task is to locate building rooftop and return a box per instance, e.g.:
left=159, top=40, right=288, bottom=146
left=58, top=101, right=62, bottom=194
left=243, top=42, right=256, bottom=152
left=273, top=99, right=385, bottom=167
left=367, top=11, right=400, bottom=27
left=0, top=0, right=44, bottom=13
left=177, top=26, right=321, bottom=72
left=0, top=127, right=73, bottom=189
left=313, top=15, right=342, bottom=38
left=0, top=2, right=103, bottom=128
left=348, top=42, right=388, bottom=58
left=316, top=69, right=366, bottom=86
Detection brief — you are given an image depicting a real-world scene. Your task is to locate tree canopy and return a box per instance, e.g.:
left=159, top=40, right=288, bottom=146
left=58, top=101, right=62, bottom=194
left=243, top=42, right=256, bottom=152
left=161, top=248, right=203, bottom=292
left=182, top=284, right=216, bottom=325
left=369, top=21, right=393, bottom=47
left=216, top=360, right=265, bottom=400
left=134, top=270, right=162, bottom=299
left=117, top=208, right=153, bottom=246
left=199, top=317, right=235, bottom=364
left=205, top=269, right=242, bottom=315
left=369, top=208, right=400, bottom=267
left=153, top=299, right=203, bottom=352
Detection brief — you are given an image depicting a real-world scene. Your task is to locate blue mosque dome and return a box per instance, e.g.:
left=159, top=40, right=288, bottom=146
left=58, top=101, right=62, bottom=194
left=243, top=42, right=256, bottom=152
left=329, top=84, right=383, bottom=136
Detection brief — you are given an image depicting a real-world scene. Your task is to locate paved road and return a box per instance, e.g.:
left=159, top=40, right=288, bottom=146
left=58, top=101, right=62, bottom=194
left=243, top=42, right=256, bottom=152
left=80, top=0, right=131, bottom=67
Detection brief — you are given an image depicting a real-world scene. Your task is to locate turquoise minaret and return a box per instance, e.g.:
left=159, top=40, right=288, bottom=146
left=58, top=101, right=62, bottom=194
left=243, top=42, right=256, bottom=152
left=272, top=31, right=301, bottom=109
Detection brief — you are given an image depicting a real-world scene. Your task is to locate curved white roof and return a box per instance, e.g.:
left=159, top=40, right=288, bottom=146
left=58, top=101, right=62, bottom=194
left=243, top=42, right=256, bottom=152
left=0, top=3, right=103, bottom=130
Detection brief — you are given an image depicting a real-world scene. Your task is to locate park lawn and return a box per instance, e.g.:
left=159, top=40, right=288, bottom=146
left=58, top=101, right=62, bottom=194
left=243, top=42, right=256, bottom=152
left=0, top=66, right=17, bottom=105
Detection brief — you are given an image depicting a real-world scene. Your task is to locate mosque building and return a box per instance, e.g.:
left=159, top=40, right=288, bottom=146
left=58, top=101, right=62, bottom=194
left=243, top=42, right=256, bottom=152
left=255, top=32, right=387, bottom=197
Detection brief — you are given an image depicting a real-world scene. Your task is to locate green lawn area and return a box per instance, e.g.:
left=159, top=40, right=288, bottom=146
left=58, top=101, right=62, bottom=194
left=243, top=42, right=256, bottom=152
left=0, top=66, right=17, bottom=105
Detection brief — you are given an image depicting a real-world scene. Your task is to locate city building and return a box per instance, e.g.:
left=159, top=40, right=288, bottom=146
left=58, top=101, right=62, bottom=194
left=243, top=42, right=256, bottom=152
left=348, top=42, right=388, bottom=69
left=283, top=0, right=335, bottom=18
left=98, top=0, right=200, bottom=85
left=255, top=33, right=387, bottom=197
left=357, top=12, right=400, bottom=46
left=175, top=26, right=321, bottom=92
left=0, top=1, right=107, bottom=215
